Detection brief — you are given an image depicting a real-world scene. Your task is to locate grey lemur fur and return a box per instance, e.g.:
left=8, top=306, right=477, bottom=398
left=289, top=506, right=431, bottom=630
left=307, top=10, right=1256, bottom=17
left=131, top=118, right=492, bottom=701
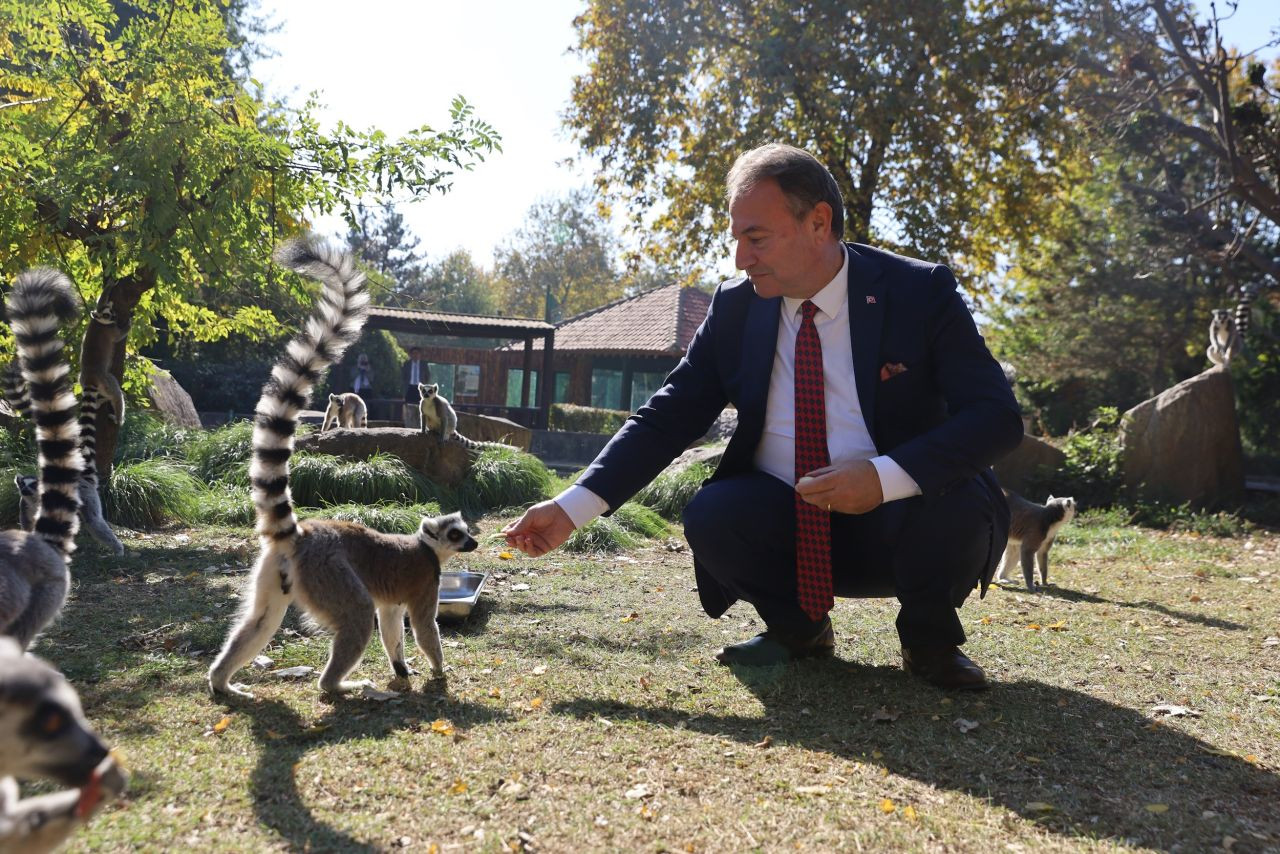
left=321, top=392, right=367, bottom=431
left=0, top=638, right=127, bottom=854
left=418, top=382, right=506, bottom=450
left=79, top=285, right=128, bottom=426
left=996, top=489, right=1077, bottom=590
left=208, top=238, right=478, bottom=699
left=0, top=269, right=84, bottom=651
left=1206, top=308, right=1242, bottom=367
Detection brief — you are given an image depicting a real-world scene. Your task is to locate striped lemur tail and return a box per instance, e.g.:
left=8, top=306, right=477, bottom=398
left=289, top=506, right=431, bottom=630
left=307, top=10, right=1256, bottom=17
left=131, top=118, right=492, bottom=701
left=6, top=269, right=83, bottom=559
left=251, top=237, right=369, bottom=543
left=1, top=360, right=31, bottom=420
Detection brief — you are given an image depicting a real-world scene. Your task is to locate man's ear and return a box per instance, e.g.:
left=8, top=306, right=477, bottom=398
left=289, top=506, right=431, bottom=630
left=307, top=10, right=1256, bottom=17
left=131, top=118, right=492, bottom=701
left=808, top=201, right=834, bottom=240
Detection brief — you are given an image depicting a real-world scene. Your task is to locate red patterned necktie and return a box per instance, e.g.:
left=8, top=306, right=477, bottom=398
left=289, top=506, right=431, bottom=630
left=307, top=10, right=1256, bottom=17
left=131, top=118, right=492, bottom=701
left=794, top=300, right=833, bottom=620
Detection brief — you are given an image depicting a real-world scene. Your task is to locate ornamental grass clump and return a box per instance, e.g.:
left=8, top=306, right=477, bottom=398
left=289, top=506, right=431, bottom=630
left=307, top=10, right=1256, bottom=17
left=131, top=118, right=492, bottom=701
left=104, top=459, right=202, bottom=528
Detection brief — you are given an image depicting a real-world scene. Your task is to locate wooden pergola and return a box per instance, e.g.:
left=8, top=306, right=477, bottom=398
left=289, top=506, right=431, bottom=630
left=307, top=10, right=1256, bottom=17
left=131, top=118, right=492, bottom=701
left=363, top=306, right=557, bottom=428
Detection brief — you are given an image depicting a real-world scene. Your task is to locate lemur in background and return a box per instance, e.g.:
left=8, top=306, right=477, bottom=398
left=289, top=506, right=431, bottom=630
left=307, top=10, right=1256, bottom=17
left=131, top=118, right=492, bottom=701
left=208, top=238, right=478, bottom=700
left=0, top=638, right=127, bottom=853
left=418, top=382, right=506, bottom=451
left=321, top=392, right=367, bottom=431
left=996, top=489, right=1077, bottom=591
left=0, top=269, right=84, bottom=650
left=1206, top=308, right=1243, bottom=367
left=79, top=285, right=128, bottom=427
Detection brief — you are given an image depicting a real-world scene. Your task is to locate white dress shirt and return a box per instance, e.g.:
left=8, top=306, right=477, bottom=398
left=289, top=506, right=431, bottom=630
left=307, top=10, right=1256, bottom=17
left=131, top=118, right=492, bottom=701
left=555, top=246, right=921, bottom=528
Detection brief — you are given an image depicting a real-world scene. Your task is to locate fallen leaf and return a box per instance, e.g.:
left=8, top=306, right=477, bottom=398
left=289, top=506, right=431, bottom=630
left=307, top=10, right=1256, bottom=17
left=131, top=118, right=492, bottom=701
left=1046, top=620, right=1067, bottom=631
left=754, top=735, right=773, bottom=749
left=450, top=779, right=468, bottom=794
left=624, top=783, right=653, bottom=799
left=531, top=665, right=547, bottom=676
left=954, top=718, right=980, bottom=734
left=620, top=612, right=639, bottom=623
left=1263, top=637, right=1280, bottom=647
left=489, top=687, right=502, bottom=698
left=498, top=552, right=514, bottom=560
left=1150, top=703, right=1201, bottom=718
left=511, top=583, right=531, bottom=592
left=871, top=706, right=900, bottom=723
left=361, top=685, right=400, bottom=701
left=980, top=616, right=992, bottom=624
left=902, top=805, right=918, bottom=821
left=879, top=798, right=896, bottom=814
left=795, top=785, right=831, bottom=795
left=430, top=719, right=456, bottom=736
left=1026, top=623, right=1042, bottom=631
left=212, top=715, right=231, bottom=734
left=271, top=666, right=315, bottom=680
left=1025, top=802, right=1055, bottom=812
left=264, top=729, right=285, bottom=740
left=1145, top=803, right=1169, bottom=813
left=529, top=697, right=544, bottom=710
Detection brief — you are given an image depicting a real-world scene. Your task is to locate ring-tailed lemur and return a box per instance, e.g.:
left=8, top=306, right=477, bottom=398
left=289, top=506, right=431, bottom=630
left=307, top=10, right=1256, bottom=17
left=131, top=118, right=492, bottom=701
left=995, top=489, right=1076, bottom=591
left=208, top=238, right=478, bottom=699
left=417, top=382, right=507, bottom=451
left=79, top=286, right=128, bottom=426
left=0, top=638, right=127, bottom=853
left=321, top=392, right=367, bottom=431
left=1, top=361, right=30, bottom=421
left=5, top=361, right=124, bottom=556
left=1206, top=308, right=1243, bottom=367
left=0, top=269, right=84, bottom=650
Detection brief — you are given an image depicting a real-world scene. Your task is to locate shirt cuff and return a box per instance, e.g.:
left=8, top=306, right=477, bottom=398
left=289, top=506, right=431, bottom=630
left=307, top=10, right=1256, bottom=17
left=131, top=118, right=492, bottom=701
left=870, top=455, right=922, bottom=503
left=554, top=484, right=610, bottom=529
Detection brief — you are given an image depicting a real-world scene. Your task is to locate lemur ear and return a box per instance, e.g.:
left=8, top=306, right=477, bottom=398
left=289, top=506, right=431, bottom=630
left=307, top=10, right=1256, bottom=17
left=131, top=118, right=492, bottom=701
left=419, top=517, right=438, bottom=538
left=329, top=394, right=339, bottom=402
left=1048, top=494, right=1055, bottom=502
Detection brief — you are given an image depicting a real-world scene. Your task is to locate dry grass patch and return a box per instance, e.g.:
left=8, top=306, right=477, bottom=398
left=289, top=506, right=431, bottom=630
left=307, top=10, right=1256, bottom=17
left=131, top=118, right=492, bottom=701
left=25, top=510, right=1280, bottom=852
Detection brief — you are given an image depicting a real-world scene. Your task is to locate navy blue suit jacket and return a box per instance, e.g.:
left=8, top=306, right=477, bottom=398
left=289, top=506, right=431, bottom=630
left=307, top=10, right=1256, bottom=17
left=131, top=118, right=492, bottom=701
left=579, top=243, right=1022, bottom=612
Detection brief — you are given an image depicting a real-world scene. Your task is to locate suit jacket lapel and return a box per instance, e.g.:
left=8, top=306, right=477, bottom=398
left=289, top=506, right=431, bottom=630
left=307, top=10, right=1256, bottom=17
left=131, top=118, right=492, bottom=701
left=845, top=243, right=886, bottom=448
left=740, top=291, right=780, bottom=424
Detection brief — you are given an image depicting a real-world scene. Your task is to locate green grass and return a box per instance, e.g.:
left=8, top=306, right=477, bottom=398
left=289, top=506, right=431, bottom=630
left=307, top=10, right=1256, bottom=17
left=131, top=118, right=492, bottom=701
left=113, top=410, right=194, bottom=464
left=298, top=501, right=445, bottom=534
left=103, top=459, right=202, bottom=528
left=33, top=511, right=1280, bottom=852
left=289, top=451, right=429, bottom=507
left=563, top=501, right=671, bottom=553
left=184, top=420, right=256, bottom=486
left=444, top=445, right=557, bottom=517
left=634, top=460, right=714, bottom=520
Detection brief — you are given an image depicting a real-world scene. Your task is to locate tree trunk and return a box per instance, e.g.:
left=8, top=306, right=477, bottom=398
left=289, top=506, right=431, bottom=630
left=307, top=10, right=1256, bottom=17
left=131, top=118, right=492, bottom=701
left=89, top=269, right=155, bottom=480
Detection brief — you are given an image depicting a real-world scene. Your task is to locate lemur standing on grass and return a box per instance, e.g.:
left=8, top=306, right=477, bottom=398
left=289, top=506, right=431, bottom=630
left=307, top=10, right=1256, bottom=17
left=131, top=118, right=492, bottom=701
left=0, top=269, right=84, bottom=650
left=208, top=238, right=478, bottom=699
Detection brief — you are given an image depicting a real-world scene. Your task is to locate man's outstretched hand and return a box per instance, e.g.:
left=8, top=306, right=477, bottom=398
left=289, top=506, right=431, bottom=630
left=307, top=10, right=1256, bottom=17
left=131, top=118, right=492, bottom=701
left=503, top=500, right=576, bottom=557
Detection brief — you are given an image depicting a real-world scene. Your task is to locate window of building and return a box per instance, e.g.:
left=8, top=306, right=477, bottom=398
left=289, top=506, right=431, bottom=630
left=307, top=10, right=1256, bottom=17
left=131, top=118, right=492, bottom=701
left=555, top=372, right=571, bottom=403
left=630, top=371, right=668, bottom=411
left=455, top=364, right=481, bottom=397
left=427, top=363, right=455, bottom=399
left=591, top=369, right=624, bottom=410
left=506, top=369, right=538, bottom=407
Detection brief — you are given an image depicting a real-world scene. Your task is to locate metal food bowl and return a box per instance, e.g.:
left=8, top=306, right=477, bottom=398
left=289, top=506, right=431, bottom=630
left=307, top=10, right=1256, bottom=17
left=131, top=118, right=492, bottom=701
left=438, top=570, right=488, bottom=619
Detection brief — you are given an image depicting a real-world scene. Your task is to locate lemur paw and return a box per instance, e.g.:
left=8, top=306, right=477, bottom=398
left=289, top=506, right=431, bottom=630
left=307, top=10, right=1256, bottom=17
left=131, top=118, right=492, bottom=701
left=211, top=681, right=256, bottom=700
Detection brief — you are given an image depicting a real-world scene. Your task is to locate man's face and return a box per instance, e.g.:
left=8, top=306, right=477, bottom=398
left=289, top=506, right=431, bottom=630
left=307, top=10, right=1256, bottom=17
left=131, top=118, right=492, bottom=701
left=729, top=178, right=834, bottom=300
left=409, top=350, right=421, bottom=361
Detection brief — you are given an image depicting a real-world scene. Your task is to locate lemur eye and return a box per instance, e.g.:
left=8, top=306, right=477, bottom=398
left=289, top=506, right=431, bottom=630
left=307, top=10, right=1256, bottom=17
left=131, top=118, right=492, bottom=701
left=447, top=530, right=462, bottom=541
left=35, top=703, right=68, bottom=737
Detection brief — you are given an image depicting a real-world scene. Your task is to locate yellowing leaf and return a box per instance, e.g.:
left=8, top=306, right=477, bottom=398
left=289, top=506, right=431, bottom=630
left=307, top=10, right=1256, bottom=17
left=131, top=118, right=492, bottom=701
left=1145, top=803, right=1169, bottom=813
left=871, top=750, right=884, bottom=760
left=902, top=805, right=918, bottom=821
left=1025, top=802, right=1055, bottom=812
left=212, top=715, right=231, bottom=734
left=498, top=552, right=514, bottom=560
left=879, top=798, right=896, bottom=814
left=489, top=687, right=502, bottom=698
left=980, top=616, right=992, bottom=624
left=450, top=779, right=468, bottom=794
left=620, top=612, right=639, bottom=623
left=1046, top=620, right=1067, bottom=631
left=529, top=697, right=544, bottom=710
left=430, top=719, right=456, bottom=736
left=754, top=735, right=773, bottom=749
left=1026, top=623, right=1042, bottom=631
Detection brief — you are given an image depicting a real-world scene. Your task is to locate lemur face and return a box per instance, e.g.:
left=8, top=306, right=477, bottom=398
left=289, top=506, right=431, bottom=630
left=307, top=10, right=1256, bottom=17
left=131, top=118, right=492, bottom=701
left=418, top=383, right=438, bottom=401
left=329, top=394, right=341, bottom=404
left=419, top=512, right=478, bottom=557
left=14, top=473, right=38, bottom=497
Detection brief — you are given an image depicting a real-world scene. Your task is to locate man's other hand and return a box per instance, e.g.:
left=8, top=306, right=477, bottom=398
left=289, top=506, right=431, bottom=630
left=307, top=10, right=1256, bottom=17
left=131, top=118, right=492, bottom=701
left=795, top=459, right=884, bottom=514
left=502, top=500, right=576, bottom=556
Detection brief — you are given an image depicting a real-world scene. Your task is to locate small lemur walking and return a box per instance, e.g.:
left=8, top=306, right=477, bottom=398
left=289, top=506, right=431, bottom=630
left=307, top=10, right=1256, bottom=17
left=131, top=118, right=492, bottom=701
left=321, top=392, right=367, bottom=431
left=208, top=238, right=478, bottom=699
left=0, top=638, right=127, bottom=853
left=418, top=382, right=506, bottom=450
left=995, top=489, right=1077, bottom=591
left=0, top=269, right=84, bottom=651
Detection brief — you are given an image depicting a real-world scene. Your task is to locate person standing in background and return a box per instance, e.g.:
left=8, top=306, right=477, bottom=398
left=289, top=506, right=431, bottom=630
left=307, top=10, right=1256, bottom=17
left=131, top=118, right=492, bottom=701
left=402, top=346, right=429, bottom=428
left=351, top=352, right=374, bottom=402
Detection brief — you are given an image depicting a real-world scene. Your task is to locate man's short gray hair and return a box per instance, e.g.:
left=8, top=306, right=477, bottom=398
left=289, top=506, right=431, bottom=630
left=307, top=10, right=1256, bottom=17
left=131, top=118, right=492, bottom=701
left=726, top=144, right=845, bottom=239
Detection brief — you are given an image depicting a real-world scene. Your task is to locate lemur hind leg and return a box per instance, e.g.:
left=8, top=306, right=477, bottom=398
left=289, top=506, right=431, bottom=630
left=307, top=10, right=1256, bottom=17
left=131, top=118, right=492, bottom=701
left=208, top=551, right=293, bottom=698
left=408, top=594, right=445, bottom=679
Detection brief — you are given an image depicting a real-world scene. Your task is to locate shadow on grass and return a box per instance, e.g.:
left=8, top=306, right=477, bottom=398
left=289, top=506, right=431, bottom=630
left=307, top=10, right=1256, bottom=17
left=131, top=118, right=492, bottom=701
left=552, top=659, right=1280, bottom=849
left=1037, top=585, right=1249, bottom=631
left=227, top=691, right=513, bottom=852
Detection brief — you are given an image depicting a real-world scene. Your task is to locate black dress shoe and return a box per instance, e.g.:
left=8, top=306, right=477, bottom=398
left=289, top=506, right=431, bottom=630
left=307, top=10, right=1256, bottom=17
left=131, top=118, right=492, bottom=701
left=901, top=645, right=989, bottom=691
left=716, top=620, right=835, bottom=666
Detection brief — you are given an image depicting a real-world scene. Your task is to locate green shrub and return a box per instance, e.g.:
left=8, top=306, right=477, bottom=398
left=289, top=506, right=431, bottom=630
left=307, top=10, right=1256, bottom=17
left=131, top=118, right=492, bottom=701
left=1026, top=407, right=1124, bottom=509
left=289, top=451, right=430, bottom=507
left=549, top=403, right=630, bottom=434
left=185, top=420, right=256, bottom=486
left=194, top=484, right=256, bottom=527
left=448, top=446, right=555, bottom=517
left=299, top=502, right=444, bottom=534
left=634, top=461, right=713, bottom=520
left=1128, top=501, right=1249, bottom=537
left=562, top=500, right=669, bottom=553
left=113, top=409, right=194, bottom=464
left=104, top=459, right=202, bottom=528
left=0, top=465, right=20, bottom=528
left=0, top=428, right=34, bottom=469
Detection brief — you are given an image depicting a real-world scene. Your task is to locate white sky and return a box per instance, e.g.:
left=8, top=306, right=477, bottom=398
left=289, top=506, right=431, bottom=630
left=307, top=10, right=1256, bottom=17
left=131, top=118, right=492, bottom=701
left=257, top=1, right=1278, bottom=272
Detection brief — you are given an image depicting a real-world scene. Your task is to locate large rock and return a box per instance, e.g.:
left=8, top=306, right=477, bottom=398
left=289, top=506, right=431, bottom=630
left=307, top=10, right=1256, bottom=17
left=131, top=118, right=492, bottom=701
left=993, top=434, right=1066, bottom=495
left=1119, top=365, right=1244, bottom=507
left=296, top=427, right=472, bottom=486
left=457, top=412, right=532, bottom=451
left=146, top=369, right=202, bottom=428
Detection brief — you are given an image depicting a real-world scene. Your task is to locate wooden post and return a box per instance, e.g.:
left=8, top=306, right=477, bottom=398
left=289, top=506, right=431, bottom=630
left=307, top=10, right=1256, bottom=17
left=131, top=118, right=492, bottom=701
left=538, top=330, right=555, bottom=429
left=521, top=338, right=533, bottom=408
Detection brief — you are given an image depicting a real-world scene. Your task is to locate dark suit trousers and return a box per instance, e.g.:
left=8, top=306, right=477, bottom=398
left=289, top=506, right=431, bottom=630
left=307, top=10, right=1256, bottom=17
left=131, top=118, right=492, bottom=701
left=681, top=470, right=999, bottom=647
